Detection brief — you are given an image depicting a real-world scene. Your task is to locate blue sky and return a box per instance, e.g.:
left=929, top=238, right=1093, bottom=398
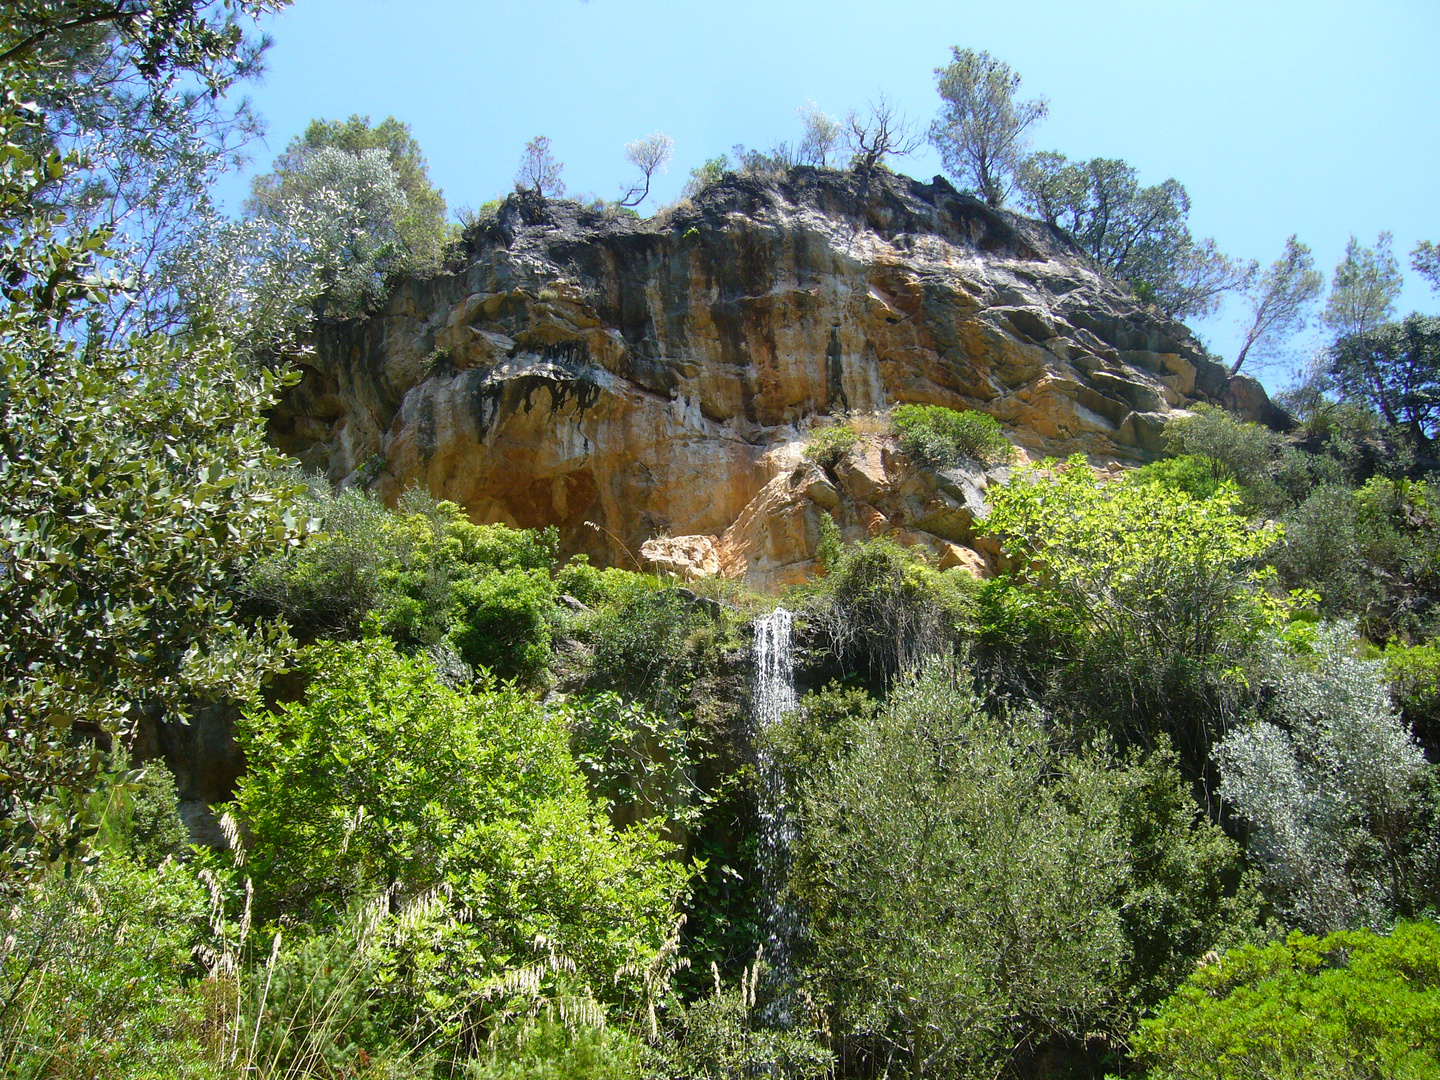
left=219, top=0, right=1439, bottom=385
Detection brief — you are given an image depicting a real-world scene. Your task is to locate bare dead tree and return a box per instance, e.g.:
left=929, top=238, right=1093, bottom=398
left=843, top=94, right=922, bottom=173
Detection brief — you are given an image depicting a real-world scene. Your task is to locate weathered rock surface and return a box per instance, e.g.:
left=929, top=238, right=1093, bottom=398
left=271, top=168, right=1271, bottom=590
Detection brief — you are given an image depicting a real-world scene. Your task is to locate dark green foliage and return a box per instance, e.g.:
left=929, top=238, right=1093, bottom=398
left=0, top=89, right=299, bottom=890
left=1135, top=921, right=1440, bottom=1080
left=803, top=534, right=976, bottom=686
left=1329, top=313, right=1440, bottom=447
left=245, top=490, right=559, bottom=683
left=98, top=757, right=188, bottom=869
left=243, top=487, right=398, bottom=638
left=891, top=403, right=1012, bottom=467
left=801, top=423, right=857, bottom=470
left=757, top=682, right=876, bottom=796
left=1112, top=748, right=1259, bottom=1013
left=575, top=578, right=726, bottom=718
left=1274, top=478, right=1440, bottom=641
left=791, top=662, right=1130, bottom=1077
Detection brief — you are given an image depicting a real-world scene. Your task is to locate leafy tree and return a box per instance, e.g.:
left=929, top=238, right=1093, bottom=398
left=1135, top=921, right=1440, bottom=1080
left=231, top=639, right=688, bottom=993
left=1413, top=239, right=1440, bottom=293
left=618, top=130, right=672, bottom=208
left=165, top=136, right=450, bottom=360
left=1015, top=152, right=1245, bottom=319
left=928, top=47, right=1047, bottom=208
left=1229, top=234, right=1323, bottom=375
left=1322, top=231, right=1405, bottom=340
left=984, top=456, right=1280, bottom=772
left=516, top=134, right=565, bottom=198
left=6, top=3, right=286, bottom=342
left=248, top=113, right=449, bottom=271
left=796, top=100, right=841, bottom=168
left=1328, top=313, right=1440, bottom=447
left=0, top=1, right=285, bottom=83
left=790, top=661, right=1129, bottom=1078
left=0, top=89, right=299, bottom=889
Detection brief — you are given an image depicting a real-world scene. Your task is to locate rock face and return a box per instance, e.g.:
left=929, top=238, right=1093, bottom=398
left=271, top=168, right=1267, bottom=590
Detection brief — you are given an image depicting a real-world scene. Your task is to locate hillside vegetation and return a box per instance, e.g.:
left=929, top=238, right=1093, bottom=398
left=3, top=6, right=1440, bottom=1080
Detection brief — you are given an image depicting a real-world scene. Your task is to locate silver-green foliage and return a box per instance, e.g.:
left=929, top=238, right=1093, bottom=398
left=167, top=143, right=437, bottom=361
left=1215, top=623, right=1429, bottom=932
left=791, top=661, right=1128, bottom=1077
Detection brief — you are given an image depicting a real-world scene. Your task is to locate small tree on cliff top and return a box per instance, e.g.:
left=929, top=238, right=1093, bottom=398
left=515, top=134, right=565, bottom=198
left=929, top=47, right=1048, bottom=207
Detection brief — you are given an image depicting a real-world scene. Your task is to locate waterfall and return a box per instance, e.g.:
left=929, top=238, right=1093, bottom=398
left=752, top=606, right=800, bottom=1005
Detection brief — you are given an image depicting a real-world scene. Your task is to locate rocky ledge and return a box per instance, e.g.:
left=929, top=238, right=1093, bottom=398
left=270, top=167, right=1278, bottom=590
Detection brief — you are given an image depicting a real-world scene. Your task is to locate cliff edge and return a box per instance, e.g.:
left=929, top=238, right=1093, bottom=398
left=270, top=168, right=1276, bottom=589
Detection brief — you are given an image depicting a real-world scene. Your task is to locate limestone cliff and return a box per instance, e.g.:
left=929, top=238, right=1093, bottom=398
left=270, top=168, right=1274, bottom=589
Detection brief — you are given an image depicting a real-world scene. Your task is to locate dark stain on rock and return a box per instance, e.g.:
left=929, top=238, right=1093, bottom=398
left=826, top=327, right=849, bottom=413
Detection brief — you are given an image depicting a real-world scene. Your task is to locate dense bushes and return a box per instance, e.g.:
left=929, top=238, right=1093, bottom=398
left=984, top=455, right=1280, bottom=773
left=802, top=531, right=976, bottom=685
left=785, top=662, right=1253, bottom=1077
left=245, top=490, right=559, bottom=683
left=232, top=639, right=687, bottom=993
left=1136, top=921, right=1440, bottom=1080
left=802, top=423, right=858, bottom=470
left=891, top=403, right=1012, bottom=467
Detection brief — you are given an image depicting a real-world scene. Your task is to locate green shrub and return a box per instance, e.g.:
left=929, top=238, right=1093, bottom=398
left=802, top=424, right=857, bottom=470
left=555, top=556, right=641, bottom=608
left=231, top=638, right=688, bottom=992
left=1135, top=921, right=1440, bottom=1080
left=1162, top=404, right=1280, bottom=490
left=1385, top=639, right=1440, bottom=749
left=446, top=567, right=556, bottom=683
left=1132, top=453, right=1233, bottom=501
left=578, top=579, right=728, bottom=718
left=649, top=963, right=834, bottom=1080
left=891, top=403, right=1011, bottom=467
left=803, top=534, right=976, bottom=685
left=464, top=1018, right=642, bottom=1080
left=0, top=856, right=213, bottom=1080
left=985, top=456, right=1280, bottom=772
left=245, top=490, right=560, bottom=681
left=790, top=661, right=1129, bottom=1077
left=96, top=756, right=188, bottom=869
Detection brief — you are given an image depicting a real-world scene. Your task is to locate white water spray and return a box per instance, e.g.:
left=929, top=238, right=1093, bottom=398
left=752, top=607, right=800, bottom=995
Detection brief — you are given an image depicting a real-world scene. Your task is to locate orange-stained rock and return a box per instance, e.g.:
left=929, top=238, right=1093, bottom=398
left=269, top=170, right=1281, bottom=592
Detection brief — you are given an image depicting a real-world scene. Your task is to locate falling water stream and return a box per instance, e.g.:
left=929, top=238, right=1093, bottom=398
left=752, top=606, right=801, bottom=1006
